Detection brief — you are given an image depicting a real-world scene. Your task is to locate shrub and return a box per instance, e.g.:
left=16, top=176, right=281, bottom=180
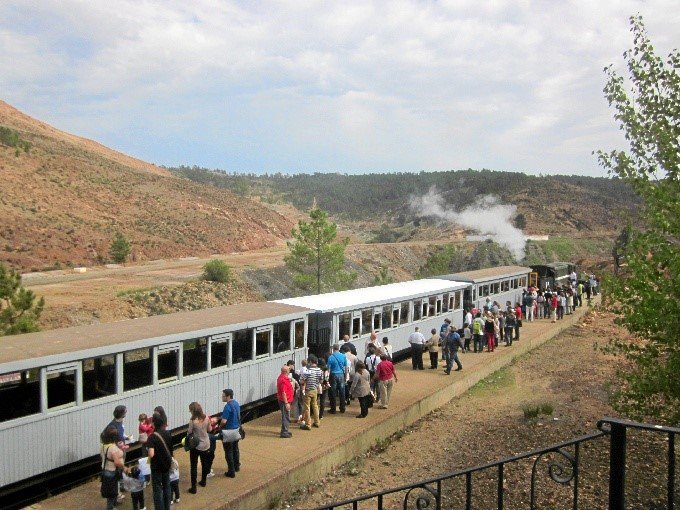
left=202, top=259, right=232, bottom=283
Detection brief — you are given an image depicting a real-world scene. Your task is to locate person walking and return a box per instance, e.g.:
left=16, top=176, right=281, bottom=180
left=374, top=354, right=398, bottom=408
left=443, top=327, right=463, bottom=374
left=186, top=402, right=213, bottom=494
left=276, top=365, right=294, bottom=438
left=484, top=312, right=496, bottom=352
left=147, top=412, right=173, bottom=510
left=220, top=389, right=241, bottom=478
left=408, top=327, right=425, bottom=370
left=350, top=361, right=372, bottom=418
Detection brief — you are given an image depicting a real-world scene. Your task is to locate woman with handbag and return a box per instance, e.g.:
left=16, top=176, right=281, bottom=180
left=147, top=412, right=174, bottom=510
left=186, top=402, right=214, bottom=494
left=350, top=361, right=372, bottom=418
left=100, top=426, right=130, bottom=510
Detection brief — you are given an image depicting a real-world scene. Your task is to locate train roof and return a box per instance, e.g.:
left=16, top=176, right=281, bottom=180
left=0, top=302, right=310, bottom=370
left=434, top=265, right=532, bottom=284
left=274, top=279, right=468, bottom=314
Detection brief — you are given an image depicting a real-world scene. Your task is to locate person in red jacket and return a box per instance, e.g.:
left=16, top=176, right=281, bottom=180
left=514, top=303, right=523, bottom=341
left=276, top=365, right=294, bottom=438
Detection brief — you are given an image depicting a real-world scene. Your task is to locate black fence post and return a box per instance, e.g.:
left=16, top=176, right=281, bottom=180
left=609, top=421, right=626, bottom=510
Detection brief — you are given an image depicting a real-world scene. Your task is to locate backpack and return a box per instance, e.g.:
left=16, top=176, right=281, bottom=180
left=473, top=320, right=482, bottom=335
left=364, top=354, right=378, bottom=375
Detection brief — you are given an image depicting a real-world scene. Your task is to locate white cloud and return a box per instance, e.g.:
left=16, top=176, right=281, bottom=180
left=0, top=0, right=677, bottom=175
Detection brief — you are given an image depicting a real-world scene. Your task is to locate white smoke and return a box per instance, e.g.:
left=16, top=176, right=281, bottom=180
left=409, top=186, right=526, bottom=260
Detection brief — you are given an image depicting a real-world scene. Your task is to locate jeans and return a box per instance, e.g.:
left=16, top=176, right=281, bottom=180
left=514, top=324, right=520, bottom=340
left=474, top=334, right=483, bottom=352
left=328, top=373, right=346, bottom=412
left=485, top=331, right=495, bottom=351
left=223, top=438, right=240, bottom=475
left=444, top=348, right=462, bottom=372
left=279, top=401, right=291, bottom=435
left=151, top=470, right=171, bottom=510
left=102, top=470, right=117, bottom=510
left=189, top=447, right=214, bottom=486
left=527, top=305, right=534, bottom=321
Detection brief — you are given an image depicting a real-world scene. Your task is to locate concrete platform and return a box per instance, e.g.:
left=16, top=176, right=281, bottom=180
left=37, top=303, right=594, bottom=510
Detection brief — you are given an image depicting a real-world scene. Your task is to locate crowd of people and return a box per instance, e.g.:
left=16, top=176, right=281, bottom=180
left=100, top=274, right=598, bottom=509
left=100, top=390, right=241, bottom=510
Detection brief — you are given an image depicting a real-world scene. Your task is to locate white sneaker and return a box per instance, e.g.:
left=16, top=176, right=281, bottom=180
left=207, top=469, right=215, bottom=478
left=175, top=498, right=180, bottom=503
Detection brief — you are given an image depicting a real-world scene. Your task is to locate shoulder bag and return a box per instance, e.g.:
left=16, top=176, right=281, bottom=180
left=153, top=432, right=178, bottom=472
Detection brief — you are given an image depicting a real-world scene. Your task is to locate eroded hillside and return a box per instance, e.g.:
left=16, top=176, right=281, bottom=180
left=0, top=101, right=294, bottom=270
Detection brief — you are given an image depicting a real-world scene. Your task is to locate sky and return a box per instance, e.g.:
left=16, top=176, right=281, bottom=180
left=0, top=1, right=677, bottom=177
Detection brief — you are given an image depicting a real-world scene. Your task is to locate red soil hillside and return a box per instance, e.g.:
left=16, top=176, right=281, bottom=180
left=0, top=101, right=294, bottom=271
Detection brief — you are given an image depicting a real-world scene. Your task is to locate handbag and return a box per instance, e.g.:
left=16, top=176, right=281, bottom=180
left=100, top=447, right=121, bottom=499
left=184, top=431, right=200, bottom=451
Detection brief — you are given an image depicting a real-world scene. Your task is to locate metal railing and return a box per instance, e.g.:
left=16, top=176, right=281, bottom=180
left=316, top=417, right=679, bottom=510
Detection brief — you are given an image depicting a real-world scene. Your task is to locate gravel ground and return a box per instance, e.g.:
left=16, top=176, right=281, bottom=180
left=278, top=309, right=678, bottom=509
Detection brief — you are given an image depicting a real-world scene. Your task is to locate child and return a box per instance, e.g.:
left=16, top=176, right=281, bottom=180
left=463, top=325, right=472, bottom=352
left=137, top=456, right=151, bottom=485
left=138, top=413, right=154, bottom=449
left=122, top=466, right=146, bottom=510
left=169, top=461, right=180, bottom=504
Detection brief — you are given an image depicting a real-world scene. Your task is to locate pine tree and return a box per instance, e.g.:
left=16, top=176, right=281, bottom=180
left=596, top=16, right=680, bottom=424
left=0, top=263, right=45, bottom=335
left=109, top=233, right=131, bottom=264
left=284, top=206, right=357, bottom=294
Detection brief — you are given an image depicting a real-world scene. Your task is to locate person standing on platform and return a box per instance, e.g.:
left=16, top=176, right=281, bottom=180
left=443, top=327, right=463, bottom=374
left=408, top=326, right=426, bottom=370
left=427, top=328, right=440, bottom=369
left=342, top=344, right=357, bottom=406
left=186, top=402, right=213, bottom=494
left=300, top=356, right=323, bottom=430
left=340, top=334, right=357, bottom=356
left=146, top=412, right=173, bottom=510
left=277, top=365, right=294, bottom=438
left=350, top=361, right=372, bottom=418
left=327, top=344, right=348, bottom=414
left=220, top=389, right=241, bottom=478
left=374, top=354, right=398, bottom=408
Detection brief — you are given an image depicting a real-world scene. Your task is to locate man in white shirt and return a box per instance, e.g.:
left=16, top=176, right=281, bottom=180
left=408, top=327, right=426, bottom=370
left=464, top=309, right=473, bottom=329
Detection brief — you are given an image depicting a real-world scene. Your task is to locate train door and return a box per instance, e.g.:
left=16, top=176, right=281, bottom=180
left=392, top=303, right=400, bottom=327
left=463, top=286, right=473, bottom=311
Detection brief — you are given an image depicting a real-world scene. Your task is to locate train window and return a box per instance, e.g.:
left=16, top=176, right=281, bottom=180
left=454, top=291, right=462, bottom=310
left=232, top=329, right=253, bottom=364
left=472, top=287, right=477, bottom=301
left=274, top=322, right=291, bottom=352
left=124, top=348, right=152, bottom=391
left=352, top=317, right=360, bottom=337
left=520, top=277, right=527, bottom=288
left=338, top=313, right=351, bottom=340
left=256, top=330, right=271, bottom=358
left=294, top=321, right=305, bottom=349
left=83, top=355, right=116, bottom=402
left=382, top=305, right=391, bottom=329
left=183, top=338, right=208, bottom=377
left=392, top=308, right=399, bottom=327
left=422, top=300, right=429, bottom=318
left=482, top=285, right=490, bottom=297
left=435, top=298, right=442, bottom=315
left=512, top=279, right=518, bottom=289
left=47, top=367, right=77, bottom=409
left=442, top=294, right=449, bottom=313
left=373, top=311, right=381, bottom=331
left=493, top=282, right=500, bottom=294
left=157, top=346, right=179, bottom=383
left=501, top=280, right=509, bottom=292
left=400, top=302, right=410, bottom=324
left=211, top=338, right=228, bottom=369
left=413, top=300, right=421, bottom=321
left=0, top=370, right=40, bottom=422
left=361, top=310, right=372, bottom=335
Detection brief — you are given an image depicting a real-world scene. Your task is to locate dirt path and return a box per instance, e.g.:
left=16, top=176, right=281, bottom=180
left=279, top=309, right=674, bottom=510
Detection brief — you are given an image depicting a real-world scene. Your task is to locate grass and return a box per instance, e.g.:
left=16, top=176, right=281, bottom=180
left=468, top=366, right=515, bottom=396
left=522, top=402, right=555, bottom=420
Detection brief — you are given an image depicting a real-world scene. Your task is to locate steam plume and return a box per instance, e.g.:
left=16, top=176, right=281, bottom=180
left=409, top=187, right=526, bottom=260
